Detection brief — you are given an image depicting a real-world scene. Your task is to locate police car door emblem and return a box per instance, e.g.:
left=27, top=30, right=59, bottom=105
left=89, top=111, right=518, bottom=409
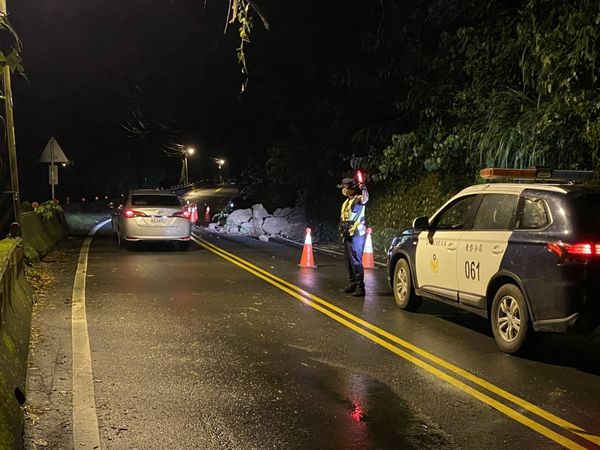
left=430, top=254, right=439, bottom=273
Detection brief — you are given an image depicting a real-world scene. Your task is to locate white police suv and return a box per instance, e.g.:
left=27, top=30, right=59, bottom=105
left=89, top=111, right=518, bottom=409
left=387, top=167, right=600, bottom=353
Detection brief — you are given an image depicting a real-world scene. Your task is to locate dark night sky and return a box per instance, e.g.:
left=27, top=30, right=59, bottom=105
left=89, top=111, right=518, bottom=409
left=8, top=0, right=265, bottom=199
left=6, top=0, right=369, bottom=202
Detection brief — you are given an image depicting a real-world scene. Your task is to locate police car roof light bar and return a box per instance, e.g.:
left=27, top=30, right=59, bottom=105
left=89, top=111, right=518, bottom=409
left=480, top=167, right=594, bottom=182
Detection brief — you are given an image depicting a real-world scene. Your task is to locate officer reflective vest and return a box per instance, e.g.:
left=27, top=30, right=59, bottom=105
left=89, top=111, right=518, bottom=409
left=341, top=196, right=366, bottom=237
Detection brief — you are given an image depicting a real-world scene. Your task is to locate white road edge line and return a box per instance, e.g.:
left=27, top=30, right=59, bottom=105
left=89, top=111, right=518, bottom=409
left=72, top=219, right=110, bottom=449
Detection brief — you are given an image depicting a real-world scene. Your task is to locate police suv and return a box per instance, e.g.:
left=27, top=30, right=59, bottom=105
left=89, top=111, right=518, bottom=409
left=387, top=168, right=600, bottom=353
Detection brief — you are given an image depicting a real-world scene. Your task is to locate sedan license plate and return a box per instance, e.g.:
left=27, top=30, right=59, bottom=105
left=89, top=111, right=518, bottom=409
left=150, top=217, right=168, bottom=224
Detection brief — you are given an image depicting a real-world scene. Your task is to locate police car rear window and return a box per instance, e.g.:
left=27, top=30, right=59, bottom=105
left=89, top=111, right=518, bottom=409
left=569, top=192, right=600, bottom=236
left=132, top=194, right=181, bottom=207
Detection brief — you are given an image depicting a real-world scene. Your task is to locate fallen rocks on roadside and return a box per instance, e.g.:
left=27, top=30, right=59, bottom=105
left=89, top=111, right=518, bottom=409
left=218, top=204, right=306, bottom=240
left=273, top=207, right=292, bottom=218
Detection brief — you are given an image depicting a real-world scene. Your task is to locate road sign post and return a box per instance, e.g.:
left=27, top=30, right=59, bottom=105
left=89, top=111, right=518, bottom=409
left=39, top=137, right=69, bottom=200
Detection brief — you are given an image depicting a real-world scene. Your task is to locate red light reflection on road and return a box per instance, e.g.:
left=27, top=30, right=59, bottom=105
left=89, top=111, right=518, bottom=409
left=349, top=401, right=366, bottom=422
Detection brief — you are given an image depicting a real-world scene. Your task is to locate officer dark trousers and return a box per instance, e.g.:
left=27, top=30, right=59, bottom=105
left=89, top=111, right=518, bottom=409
left=344, top=234, right=366, bottom=289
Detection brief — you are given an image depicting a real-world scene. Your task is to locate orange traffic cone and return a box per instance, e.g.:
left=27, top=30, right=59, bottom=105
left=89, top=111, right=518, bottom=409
left=190, top=204, right=198, bottom=223
left=362, top=227, right=375, bottom=269
left=204, top=205, right=211, bottom=222
left=298, top=228, right=317, bottom=268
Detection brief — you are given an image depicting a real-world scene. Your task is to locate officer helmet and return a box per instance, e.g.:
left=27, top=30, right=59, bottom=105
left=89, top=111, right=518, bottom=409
left=337, top=177, right=357, bottom=189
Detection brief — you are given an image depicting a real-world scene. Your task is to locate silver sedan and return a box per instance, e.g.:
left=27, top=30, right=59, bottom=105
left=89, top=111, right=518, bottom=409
left=111, top=189, right=192, bottom=250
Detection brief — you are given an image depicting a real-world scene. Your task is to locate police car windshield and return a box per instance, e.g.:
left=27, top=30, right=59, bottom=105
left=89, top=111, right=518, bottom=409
left=569, top=192, right=600, bottom=237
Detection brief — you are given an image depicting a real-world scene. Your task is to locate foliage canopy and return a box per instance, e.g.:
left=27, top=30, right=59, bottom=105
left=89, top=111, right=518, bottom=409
left=0, top=12, right=25, bottom=79
left=375, top=0, right=600, bottom=186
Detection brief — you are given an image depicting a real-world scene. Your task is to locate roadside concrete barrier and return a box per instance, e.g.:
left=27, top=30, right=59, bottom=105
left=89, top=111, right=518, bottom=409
left=20, top=211, right=68, bottom=258
left=0, top=239, right=33, bottom=449
left=0, top=211, right=67, bottom=448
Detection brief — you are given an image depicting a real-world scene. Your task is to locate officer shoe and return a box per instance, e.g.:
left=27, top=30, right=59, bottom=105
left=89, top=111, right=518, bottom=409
left=342, top=283, right=357, bottom=293
left=352, top=285, right=366, bottom=297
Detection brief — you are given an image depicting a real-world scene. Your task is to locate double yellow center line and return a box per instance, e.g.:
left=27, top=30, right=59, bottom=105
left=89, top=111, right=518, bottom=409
left=192, top=234, right=599, bottom=450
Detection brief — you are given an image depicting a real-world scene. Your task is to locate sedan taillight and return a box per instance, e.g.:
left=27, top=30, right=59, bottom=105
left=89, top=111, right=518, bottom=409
left=122, top=209, right=146, bottom=218
left=171, top=209, right=191, bottom=219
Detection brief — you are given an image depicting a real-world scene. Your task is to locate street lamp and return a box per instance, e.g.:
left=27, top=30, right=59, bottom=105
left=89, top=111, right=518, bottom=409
left=163, top=143, right=197, bottom=185
left=213, top=158, right=226, bottom=183
left=181, top=147, right=195, bottom=185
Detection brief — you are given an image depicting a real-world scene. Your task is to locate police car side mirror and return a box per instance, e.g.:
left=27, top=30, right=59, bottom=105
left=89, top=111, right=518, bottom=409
left=413, top=216, right=429, bottom=230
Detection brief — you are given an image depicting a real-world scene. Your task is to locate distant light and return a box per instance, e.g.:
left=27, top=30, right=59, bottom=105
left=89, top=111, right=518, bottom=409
left=187, top=147, right=195, bottom=155
left=61, top=163, right=67, bottom=167
left=230, top=202, right=234, bottom=207
left=95, top=196, right=99, bottom=201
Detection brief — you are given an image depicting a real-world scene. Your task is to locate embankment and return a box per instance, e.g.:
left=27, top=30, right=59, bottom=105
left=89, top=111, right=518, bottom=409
left=0, top=212, right=67, bottom=449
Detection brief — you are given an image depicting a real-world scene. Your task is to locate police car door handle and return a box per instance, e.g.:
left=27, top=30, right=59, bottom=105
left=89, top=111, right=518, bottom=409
left=446, top=243, right=457, bottom=252
left=491, top=245, right=504, bottom=254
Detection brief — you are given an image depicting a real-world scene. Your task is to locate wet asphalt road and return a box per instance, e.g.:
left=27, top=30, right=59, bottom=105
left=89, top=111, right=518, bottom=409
left=27, top=186, right=600, bottom=449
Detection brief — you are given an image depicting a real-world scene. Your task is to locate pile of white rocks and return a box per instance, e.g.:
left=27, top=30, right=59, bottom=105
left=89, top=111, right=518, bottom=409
left=210, top=204, right=306, bottom=241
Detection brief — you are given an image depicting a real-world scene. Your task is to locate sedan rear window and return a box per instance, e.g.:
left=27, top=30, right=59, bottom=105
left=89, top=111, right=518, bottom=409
left=132, top=194, right=181, bottom=207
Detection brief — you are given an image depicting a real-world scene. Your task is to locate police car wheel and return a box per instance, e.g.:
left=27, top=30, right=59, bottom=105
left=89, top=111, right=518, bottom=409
left=393, top=259, right=422, bottom=311
left=491, top=284, right=530, bottom=354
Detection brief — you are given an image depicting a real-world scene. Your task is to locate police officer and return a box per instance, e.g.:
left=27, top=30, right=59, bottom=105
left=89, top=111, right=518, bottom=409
left=338, top=177, right=369, bottom=297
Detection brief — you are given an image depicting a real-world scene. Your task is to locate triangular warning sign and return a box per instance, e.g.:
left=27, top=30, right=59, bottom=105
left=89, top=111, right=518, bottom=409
left=39, top=137, right=69, bottom=163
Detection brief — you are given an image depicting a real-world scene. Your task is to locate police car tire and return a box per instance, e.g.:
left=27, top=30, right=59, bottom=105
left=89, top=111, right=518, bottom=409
left=491, top=284, right=530, bottom=354
left=393, top=258, right=422, bottom=311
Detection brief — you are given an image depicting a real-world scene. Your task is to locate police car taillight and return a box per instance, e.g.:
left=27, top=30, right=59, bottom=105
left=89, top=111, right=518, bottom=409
left=546, top=241, right=600, bottom=262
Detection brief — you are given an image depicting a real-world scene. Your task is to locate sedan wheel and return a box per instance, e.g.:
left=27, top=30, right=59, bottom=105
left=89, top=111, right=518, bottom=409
left=177, top=241, right=191, bottom=251
left=392, top=258, right=422, bottom=311
left=491, top=284, right=530, bottom=354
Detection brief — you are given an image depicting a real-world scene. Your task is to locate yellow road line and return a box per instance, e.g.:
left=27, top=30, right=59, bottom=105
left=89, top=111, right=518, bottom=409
left=196, top=236, right=600, bottom=446
left=72, top=220, right=109, bottom=449
left=214, top=187, right=222, bottom=193
left=194, top=235, right=598, bottom=449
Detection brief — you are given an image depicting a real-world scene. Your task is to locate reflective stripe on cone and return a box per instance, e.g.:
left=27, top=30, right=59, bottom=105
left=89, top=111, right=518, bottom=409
left=298, top=228, right=317, bottom=268
left=362, top=227, right=375, bottom=269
